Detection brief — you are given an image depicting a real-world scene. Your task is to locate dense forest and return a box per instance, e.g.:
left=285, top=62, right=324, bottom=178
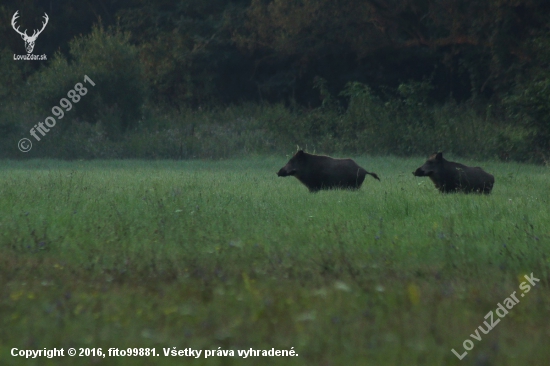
left=1, top=0, right=549, bottom=162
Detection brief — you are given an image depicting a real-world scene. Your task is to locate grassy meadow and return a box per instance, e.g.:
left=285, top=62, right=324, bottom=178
left=0, top=155, right=549, bottom=365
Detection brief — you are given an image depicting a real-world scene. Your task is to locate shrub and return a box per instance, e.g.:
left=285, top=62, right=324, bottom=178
left=502, top=31, right=550, bottom=159
left=0, top=47, right=29, bottom=102
left=27, top=24, right=147, bottom=138
left=504, top=75, right=550, bottom=153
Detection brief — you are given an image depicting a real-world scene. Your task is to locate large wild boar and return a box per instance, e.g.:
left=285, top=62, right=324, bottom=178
left=277, top=150, right=380, bottom=192
left=413, top=152, right=495, bottom=194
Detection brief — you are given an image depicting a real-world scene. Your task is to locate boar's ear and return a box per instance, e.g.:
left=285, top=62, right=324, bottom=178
left=435, top=152, right=443, bottom=161
left=295, top=150, right=304, bottom=157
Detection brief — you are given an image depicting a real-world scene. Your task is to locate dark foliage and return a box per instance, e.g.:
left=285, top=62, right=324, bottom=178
left=1, top=0, right=550, bottom=159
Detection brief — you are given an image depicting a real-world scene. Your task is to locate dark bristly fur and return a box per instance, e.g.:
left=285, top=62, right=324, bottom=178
left=277, top=150, right=380, bottom=192
left=413, top=152, right=495, bottom=194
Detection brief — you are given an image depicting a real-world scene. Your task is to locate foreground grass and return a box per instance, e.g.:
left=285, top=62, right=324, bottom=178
left=0, top=156, right=549, bottom=365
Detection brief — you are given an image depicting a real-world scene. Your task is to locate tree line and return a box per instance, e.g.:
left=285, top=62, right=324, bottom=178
left=1, top=0, right=549, bottom=159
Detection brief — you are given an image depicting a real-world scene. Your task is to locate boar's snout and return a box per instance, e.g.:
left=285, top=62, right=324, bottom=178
left=413, top=167, right=426, bottom=177
left=277, top=167, right=296, bottom=177
left=276, top=168, right=288, bottom=177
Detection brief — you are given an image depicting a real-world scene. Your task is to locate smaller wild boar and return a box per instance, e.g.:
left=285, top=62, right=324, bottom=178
left=413, top=152, right=495, bottom=194
left=277, top=150, right=380, bottom=192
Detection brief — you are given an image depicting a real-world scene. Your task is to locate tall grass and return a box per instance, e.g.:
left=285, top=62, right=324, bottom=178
left=0, top=156, right=548, bottom=365
left=2, top=99, right=536, bottom=162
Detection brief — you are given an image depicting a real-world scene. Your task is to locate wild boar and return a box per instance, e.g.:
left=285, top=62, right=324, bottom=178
left=277, top=150, right=380, bottom=192
left=413, top=152, right=494, bottom=194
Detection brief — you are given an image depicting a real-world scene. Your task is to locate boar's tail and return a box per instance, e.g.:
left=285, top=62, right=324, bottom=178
left=367, top=171, right=380, bottom=181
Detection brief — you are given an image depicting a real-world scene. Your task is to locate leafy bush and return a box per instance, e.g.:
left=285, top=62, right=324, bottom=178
left=504, top=75, right=550, bottom=153
left=502, top=31, right=550, bottom=161
left=0, top=48, right=29, bottom=102
left=27, top=24, right=147, bottom=138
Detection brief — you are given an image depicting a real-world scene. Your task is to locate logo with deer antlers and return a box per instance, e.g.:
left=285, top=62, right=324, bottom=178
left=12, top=10, right=49, bottom=54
